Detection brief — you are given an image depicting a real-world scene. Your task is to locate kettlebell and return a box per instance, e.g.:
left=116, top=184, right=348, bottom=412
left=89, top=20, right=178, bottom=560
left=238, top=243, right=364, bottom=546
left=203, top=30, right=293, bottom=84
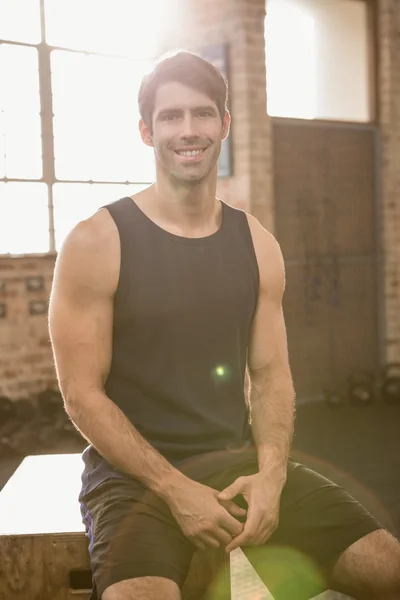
left=347, top=370, right=374, bottom=406
left=381, top=363, right=400, bottom=405
left=323, top=386, right=346, bottom=408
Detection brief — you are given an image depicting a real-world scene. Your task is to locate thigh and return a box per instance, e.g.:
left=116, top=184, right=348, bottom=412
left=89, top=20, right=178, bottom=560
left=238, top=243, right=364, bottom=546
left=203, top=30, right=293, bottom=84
left=80, top=478, right=194, bottom=600
left=221, top=460, right=383, bottom=599
left=243, top=461, right=383, bottom=599
left=273, top=461, right=383, bottom=570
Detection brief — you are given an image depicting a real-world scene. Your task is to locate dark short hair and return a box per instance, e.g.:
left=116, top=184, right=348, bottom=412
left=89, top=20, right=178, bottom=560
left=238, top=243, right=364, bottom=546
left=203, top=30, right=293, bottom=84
left=138, top=50, right=228, bottom=131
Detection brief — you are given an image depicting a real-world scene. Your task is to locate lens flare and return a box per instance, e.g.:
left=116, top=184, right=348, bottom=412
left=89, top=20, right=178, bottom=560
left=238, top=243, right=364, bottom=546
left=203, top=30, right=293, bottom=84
left=211, top=364, right=232, bottom=384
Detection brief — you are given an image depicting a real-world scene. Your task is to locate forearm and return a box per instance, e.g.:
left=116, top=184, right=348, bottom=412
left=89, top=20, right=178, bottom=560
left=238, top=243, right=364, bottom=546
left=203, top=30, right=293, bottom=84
left=249, top=372, right=295, bottom=476
left=66, top=389, right=188, bottom=501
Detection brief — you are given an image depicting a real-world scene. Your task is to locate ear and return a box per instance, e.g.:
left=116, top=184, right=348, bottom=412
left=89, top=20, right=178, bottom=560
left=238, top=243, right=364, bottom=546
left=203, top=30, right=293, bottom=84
left=139, top=119, right=154, bottom=147
left=222, top=111, right=231, bottom=141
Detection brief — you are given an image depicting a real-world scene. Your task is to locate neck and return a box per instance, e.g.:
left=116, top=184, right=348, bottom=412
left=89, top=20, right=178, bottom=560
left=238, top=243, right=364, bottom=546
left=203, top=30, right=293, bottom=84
left=151, top=163, right=219, bottom=231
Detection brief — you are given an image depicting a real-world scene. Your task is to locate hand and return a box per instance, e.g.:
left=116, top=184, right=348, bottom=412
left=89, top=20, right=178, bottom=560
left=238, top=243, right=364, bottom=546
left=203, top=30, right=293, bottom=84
left=167, top=480, right=246, bottom=550
left=166, top=479, right=246, bottom=550
left=218, top=471, right=285, bottom=552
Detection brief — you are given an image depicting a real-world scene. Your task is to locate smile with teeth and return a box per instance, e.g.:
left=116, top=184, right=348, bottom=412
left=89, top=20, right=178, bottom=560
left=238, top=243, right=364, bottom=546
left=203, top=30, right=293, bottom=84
left=176, top=149, right=204, bottom=156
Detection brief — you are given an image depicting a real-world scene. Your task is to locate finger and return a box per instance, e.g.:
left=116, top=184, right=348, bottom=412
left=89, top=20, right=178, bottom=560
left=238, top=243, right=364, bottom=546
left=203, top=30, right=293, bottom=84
left=220, top=500, right=247, bottom=518
left=225, top=533, right=249, bottom=553
left=218, top=477, right=245, bottom=502
left=225, top=522, right=256, bottom=552
left=221, top=512, right=245, bottom=537
left=240, top=500, right=264, bottom=534
left=200, top=534, right=220, bottom=549
left=225, top=513, right=259, bottom=552
left=214, top=528, right=233, bottom=546
left=192, top=538, right=206, bottom=551
left=228, top=515, right=278, bottom=551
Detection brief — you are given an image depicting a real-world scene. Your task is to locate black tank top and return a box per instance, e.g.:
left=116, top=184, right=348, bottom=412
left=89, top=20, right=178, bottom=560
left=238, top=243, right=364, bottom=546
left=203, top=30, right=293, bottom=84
left=80, top=197, right=259, bottom=496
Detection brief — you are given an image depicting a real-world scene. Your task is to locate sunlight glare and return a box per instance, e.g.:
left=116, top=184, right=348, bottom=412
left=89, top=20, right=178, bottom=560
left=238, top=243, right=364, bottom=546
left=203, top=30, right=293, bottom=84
left=266, top=0, right=317, bottom=119
left=45, top=0, right=174, bottom=59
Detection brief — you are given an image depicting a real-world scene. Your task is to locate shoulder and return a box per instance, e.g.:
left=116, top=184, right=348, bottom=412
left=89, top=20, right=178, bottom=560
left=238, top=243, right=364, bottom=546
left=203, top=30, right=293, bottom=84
left=224, top=203, right=284, bottom=278
left=224, top=203, right=278, bottom=254
left=244, top=213, right=280, bottom=254
left=245, top=212, right=285, bottom=296
left=53, top=207, right=120, bottom=296
left=58, top=207, right=120, bottom=264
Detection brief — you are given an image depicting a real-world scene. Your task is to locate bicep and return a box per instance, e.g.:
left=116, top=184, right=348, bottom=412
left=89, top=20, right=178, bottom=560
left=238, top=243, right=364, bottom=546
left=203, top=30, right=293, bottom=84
left=49, top=286, right=113, bottom=398
left=49, top=217, right=118, bottom=405
left=247, top=230, right=290, bottom=379
left=248, top=294, right=289, bottom=377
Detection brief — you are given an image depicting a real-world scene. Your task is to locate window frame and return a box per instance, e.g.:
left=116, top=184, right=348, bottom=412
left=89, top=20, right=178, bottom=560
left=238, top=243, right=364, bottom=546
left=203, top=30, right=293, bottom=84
left=0, top=0, right=152, bottom=255
left=265, top=0, right=378, bottom=125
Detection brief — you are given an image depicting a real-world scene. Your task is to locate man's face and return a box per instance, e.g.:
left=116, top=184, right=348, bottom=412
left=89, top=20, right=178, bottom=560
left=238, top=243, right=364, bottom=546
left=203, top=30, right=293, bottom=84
left=140, top=81, right=230, bottom=183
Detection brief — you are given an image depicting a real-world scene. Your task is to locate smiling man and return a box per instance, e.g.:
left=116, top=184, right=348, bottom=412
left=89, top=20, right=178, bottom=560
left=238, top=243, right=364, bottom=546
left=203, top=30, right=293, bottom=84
left=150, top=83, right=224, bottom=180
left=49, top=51, right=400, bottom=600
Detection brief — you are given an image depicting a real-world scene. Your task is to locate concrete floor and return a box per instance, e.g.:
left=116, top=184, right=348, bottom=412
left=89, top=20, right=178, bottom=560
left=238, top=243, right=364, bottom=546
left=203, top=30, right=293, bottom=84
left=0, top=402, right=400, bottom=600
left=1, top=401, right=399, bottom=532
left=0, top=401, right=398, bottom=600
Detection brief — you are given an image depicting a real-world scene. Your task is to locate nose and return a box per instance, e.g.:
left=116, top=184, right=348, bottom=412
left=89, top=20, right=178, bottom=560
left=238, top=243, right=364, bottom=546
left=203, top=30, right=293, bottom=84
left=180, top=114, right=199, bottom=140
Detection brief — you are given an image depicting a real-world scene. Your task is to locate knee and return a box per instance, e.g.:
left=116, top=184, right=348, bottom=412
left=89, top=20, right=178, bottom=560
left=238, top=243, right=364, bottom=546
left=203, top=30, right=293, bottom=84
left=368, top=566, right=400, bottom=600
left=333, top=529, right=400, bottom=600
left=384, top=574, right=400, bottom=600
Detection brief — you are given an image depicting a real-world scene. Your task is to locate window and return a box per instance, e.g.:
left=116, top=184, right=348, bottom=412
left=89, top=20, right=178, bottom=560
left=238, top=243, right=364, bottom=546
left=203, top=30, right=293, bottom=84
left=51, top=51, right=153, bottom=183
left=0, top=44, right=42, bottom=180
left=44, top=0, right=170, bottom=59
left=0, top=183, right=49, bottom=254
left=0, top=0, right=41, bottom=44
left=265, top=0, right=373, bottom=122
left=0, top=0, right=163, bottom=255
left=53, top=183, right=148, bottom=250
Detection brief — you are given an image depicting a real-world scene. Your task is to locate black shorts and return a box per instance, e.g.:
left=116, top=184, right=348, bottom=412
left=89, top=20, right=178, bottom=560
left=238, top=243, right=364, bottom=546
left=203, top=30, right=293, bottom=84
left=80, top=458, right=382, bottom=600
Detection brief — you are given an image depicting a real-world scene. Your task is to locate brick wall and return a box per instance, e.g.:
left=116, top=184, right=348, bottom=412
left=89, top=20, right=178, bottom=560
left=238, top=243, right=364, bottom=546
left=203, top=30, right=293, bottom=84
left=1, top=0, right=400, bottom=399
left=378, top=0, right=400, bottom=362
left=0, top=255, right=56, bottom=400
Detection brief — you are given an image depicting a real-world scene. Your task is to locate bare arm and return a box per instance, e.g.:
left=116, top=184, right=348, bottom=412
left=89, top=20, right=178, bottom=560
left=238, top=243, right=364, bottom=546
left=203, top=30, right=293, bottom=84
left=48, top=210, right=187, bottom=500
left=247, top=216, right=295, bottom=479
left=217, top=216, right=295, bottom=551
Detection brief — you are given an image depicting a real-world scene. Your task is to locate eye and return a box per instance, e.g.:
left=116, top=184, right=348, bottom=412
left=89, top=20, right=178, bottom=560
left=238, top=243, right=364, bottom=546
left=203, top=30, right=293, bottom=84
left=197, top=111, right=213, bottom=118
left=162, top=113, right=180, bottom=121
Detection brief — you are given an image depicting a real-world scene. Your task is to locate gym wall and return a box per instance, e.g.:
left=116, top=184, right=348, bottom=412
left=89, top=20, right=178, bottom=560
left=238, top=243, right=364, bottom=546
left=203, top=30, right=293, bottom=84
left=0, top=0, right=399, bottom=402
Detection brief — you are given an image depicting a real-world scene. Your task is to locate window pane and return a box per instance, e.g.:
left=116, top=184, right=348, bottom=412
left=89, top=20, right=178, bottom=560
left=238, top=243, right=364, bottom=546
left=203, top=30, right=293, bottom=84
left=0, top=45, right=41, bottom=113
left=0, top=0, right=41, bottom=44
left=1, top=111, right=42, bottom=179
left=53, top=182, right=148, bottom=249
left=0, top=110, right=5, bottom=178
left=51, top=50, right=154, bottom=183
left=266, top=0, right=371, bottom=122
left=45, top=0, right=171, bottom=58
left=0, top=183, right=49, bottom=254
left=0, top=44, right=42, bottom=178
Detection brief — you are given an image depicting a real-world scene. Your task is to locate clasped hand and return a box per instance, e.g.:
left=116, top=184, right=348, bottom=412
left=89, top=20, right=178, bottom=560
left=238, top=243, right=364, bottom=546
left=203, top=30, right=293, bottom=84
left=168, top=471, right=283, bottom=553
left=217, top=472, right=283, bottom=552
left=167, top=479, right=246, bottom=551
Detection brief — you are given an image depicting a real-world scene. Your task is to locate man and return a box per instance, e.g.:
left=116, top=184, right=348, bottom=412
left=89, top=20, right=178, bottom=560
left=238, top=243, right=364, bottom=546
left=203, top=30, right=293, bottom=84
left=49, top=51, right=400, bottom=600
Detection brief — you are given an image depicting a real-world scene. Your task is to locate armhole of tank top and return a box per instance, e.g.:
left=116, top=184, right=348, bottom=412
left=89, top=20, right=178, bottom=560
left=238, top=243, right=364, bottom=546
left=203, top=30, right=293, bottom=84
left=237, top=209, right=261, bottom=295
left=101, top=200, right=129, bottom=311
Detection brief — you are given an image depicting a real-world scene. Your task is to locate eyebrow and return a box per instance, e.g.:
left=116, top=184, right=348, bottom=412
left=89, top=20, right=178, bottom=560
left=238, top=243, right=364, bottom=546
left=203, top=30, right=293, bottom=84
left=155, top=105, right=218, bottom=120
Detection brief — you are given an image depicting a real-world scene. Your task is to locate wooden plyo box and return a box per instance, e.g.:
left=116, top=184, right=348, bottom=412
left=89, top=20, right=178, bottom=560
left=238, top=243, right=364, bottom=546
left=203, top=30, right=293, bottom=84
left=0, top=454, right=91, bottom=600
left=0, top=454, right=231, bottom=600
